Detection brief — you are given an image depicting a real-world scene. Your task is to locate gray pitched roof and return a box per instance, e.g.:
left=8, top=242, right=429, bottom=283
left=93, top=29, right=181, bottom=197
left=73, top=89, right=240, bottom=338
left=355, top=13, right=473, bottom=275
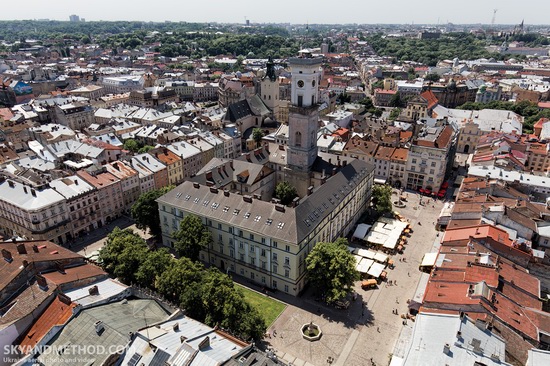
left=158, top=159, right=374, bottom=244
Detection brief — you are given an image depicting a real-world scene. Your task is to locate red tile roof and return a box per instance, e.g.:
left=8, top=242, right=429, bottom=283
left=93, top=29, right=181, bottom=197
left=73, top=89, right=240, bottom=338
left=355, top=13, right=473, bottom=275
left=420, top=90, right=438, bottom=110
left=19, top=295, right=76, bottom=351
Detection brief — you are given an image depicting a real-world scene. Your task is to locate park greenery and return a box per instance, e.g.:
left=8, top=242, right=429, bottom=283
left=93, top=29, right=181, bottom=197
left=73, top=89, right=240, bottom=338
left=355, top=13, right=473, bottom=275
left=457, top=100, right=550, bottom=134
left=306, top=238, right=360, bottom=304
left=365, top=33, right=495, bottom=66
left=98, top=227, right=266, bottom=341
left=131, top=186, right=174, bottom=238
left=274, top=181, right=298, bottom=206
left=372, top=184, right=393, bottom=216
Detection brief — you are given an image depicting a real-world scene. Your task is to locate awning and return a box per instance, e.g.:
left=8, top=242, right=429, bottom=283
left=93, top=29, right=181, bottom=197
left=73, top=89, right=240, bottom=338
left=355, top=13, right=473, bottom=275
left=352, top=223, right=372, bottom=240
left=374, top=178, right=387, bottom=184
left=367, top=262, right=386, bottom=278
left=420, top=252, right=438, bottom=267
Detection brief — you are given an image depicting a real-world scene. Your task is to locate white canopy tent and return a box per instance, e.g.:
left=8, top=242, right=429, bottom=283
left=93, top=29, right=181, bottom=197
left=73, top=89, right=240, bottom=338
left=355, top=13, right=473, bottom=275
left=367, top=262, right=386, bottom=278
left=352, top=223, right=372, bottom=240
left=420, top=252, right=439, bottom=267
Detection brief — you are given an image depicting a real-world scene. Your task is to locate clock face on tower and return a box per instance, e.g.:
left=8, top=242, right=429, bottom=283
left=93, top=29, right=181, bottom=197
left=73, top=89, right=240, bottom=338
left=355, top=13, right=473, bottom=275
left=297, top=80, right=304, bottom=88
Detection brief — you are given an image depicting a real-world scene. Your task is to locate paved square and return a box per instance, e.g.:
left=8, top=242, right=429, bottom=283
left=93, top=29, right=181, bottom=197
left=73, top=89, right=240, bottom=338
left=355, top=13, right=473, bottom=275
left=266, top=189, right=446, bottom=366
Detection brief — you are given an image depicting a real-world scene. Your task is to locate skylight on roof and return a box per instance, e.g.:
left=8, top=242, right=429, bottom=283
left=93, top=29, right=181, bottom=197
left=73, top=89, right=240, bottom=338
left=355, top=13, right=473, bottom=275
left=266, top=218, right=273, bottom=225
left=223, top=206, right=230, bottom=212
left=277, top=222, right=285, bottom=229
left=244, top=212, right=251, bottom=219
left=203, top=200, right=210, bottom=206
left=304, top=219, right=311, bottom=227
left=194, top=197, right=200, bottom=204
left=254, top=215, right=261, bottom=222
left=184, top=194, right=191, bottom=201
left=233, top=209, right=240, bottom=215
left=211, top=202, right=219, bottom=209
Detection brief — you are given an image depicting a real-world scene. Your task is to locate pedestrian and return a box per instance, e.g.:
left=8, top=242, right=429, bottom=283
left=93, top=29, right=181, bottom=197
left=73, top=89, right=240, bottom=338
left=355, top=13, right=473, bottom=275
left=396, top=297, right=399, bottom=304
left=408, top=272, right=410, bottom=277
left=273, top=329, right=277, bottom=337
left=394, top=280, right=397, bottom=285
left=377, top=327, right=380, bottom=333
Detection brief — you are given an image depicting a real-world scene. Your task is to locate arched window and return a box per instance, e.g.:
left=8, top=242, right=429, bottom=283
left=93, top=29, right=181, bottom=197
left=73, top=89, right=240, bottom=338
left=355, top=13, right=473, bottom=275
left=295, top=131, right=302, bottom=147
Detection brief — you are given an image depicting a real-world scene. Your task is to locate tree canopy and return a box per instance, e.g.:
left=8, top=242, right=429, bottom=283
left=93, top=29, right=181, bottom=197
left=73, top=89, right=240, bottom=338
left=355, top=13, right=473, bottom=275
left=131, top=186, right=174, bottom=238
left=274, top=181, right=298, bottom=206
left=173, top=214, right=213, bottom=261
left=252, top=128, right=264, bottom=147
left=372, top=184, right=393, bottom=216
left=306, top=238, right=359, bottom=304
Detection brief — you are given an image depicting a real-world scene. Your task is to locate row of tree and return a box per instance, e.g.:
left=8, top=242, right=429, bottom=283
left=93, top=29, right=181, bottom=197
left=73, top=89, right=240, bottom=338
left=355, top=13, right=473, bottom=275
left=98, top=227, right=266, bottom=341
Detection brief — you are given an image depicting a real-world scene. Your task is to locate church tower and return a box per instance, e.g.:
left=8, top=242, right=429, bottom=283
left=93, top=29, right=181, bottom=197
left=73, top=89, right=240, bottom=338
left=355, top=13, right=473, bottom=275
left=285, top=53, right=322, bottom=197
left=260, top=56, right=280, bottom=113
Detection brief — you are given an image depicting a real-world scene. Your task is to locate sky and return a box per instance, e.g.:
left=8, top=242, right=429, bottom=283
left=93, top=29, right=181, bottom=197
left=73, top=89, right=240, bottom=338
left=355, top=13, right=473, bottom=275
left=1, top=0, right=549, bottom=25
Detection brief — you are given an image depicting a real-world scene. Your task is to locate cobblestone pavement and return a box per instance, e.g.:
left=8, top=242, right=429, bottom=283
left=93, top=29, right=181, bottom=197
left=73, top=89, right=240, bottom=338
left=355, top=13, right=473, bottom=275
left=68, top=215, right=152, bottom=257
left=261, top=190, right=446, bottom=366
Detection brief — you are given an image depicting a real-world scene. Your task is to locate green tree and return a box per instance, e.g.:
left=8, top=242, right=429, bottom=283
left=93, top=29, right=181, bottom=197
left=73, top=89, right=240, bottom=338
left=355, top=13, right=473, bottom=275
left=306, top=238, right=359, bottom=304
left=274, top=181, right=298, bottom=206
left=156, top=257, right=205, bottom=302
left=424, top=73, right=440, bottom=82
left=388, top=108, right=402, bottom=121
left=98, top=227, right=148, bottom=283
left=123, top=139, right=140, bottom=153
left=173, top=214, right=212, bottom=261
left=138, top=145, right=154, bottom=154
left=131, top=186, right=174, bottom=238
left=135, top=248, right=173, bottom=290
left=372, top=184, right=393, bottom=215
left=252, top=128, right=264, bottom=148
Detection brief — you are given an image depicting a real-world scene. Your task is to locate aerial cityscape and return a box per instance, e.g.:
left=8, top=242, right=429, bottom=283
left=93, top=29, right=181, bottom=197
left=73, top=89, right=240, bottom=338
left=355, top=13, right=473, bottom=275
left=0, top=6, right=550, bottom=366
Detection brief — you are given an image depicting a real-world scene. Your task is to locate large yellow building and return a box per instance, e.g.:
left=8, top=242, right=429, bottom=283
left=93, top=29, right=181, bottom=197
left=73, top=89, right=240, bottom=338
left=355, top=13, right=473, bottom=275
left=157, top=159, right=374, bottom=296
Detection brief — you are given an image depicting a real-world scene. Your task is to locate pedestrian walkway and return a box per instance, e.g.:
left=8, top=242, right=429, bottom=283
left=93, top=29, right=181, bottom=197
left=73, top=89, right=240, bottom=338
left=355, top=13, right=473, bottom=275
left=334, top=330, right=360, bottom=366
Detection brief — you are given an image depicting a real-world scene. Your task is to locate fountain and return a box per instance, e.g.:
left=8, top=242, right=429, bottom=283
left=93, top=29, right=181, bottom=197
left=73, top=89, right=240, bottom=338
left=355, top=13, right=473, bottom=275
left=301, top=321, right=322, bottom=341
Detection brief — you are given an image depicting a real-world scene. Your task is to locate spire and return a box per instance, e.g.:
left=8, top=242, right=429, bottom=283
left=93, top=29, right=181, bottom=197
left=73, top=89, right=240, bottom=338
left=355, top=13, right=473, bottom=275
left=265, top=56, right=276, bottom=82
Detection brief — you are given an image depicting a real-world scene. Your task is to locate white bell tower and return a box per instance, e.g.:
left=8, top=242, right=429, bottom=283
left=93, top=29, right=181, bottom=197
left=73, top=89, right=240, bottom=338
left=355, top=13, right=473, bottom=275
left=285, top=54, right=322, bottom=197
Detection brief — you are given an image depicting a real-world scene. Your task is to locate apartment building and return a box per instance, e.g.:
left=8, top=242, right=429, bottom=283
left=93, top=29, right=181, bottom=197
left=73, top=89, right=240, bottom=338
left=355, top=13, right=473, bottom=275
left=0, top=178, right=71, bottom=244
left=54, top=102, right=95, bottom=131
left=49, top=175, right=101, bottom=237
left=132, top=153, right=168, bottom=190
left=167, top=141, right=203, bottom=180
left=406, top=125, right=454, bottom=190
left=77, top=169, right=124, bottom=224
left=148, top=147, right=183, bottom=186
left=104, top=161, right=141, bottom=211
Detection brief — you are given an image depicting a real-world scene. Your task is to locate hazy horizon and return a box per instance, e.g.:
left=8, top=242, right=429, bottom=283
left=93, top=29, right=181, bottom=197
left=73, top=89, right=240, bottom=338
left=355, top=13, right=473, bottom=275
left=0, top=0, right=549, bottom=26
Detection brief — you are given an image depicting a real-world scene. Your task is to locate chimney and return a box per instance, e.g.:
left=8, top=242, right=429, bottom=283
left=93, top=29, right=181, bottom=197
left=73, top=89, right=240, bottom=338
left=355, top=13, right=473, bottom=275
left=292, top=196, right=300, bottom=207
left=23, top=186, right=28, bottom=194
left=193, top=182, right=200, bottom=189
left=275, top=204, right=285, bottom=212
left=210, top=187, right=219, bottom=194
left=88, top=285, right=99, bottom=295
left=230, top=161, right=234, bottom=170
left=58, top=293, right=72, bottom=305
left=16, top=243, right=27, bottom=254
left=172, top=322, right=179, bottom=332
left=332, top=167, right=337, bottom=176
left=94, top=320, right=104, bottom=334
left=307, top=186, right=314, bottom=196
left=1, top=249, right=13, bottom=263
left=36, top=275, right=48, bottom=290
left=443, top=343, right=451, bottom=355
left=343, top=160, right=347, bottom=167
left=56, top=261, right=65, bottom=273
left=75, top=179, right=79, bottom=185
left=253, top=193, right=262, bottom=200
left=245, top=153, right=251, bottom=162
left=206, top=170, right=213, bottom=180
left=180, top=335, right=187, bottom=344
left=243, top=195, right=253, bottom=203
left=32, top=245, right=39, bottom=253
left=223, top=189, right=230, bottom=197
left=22, top=260, right=29, bottom=267
left=31, top=189, right=36, bottom=197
